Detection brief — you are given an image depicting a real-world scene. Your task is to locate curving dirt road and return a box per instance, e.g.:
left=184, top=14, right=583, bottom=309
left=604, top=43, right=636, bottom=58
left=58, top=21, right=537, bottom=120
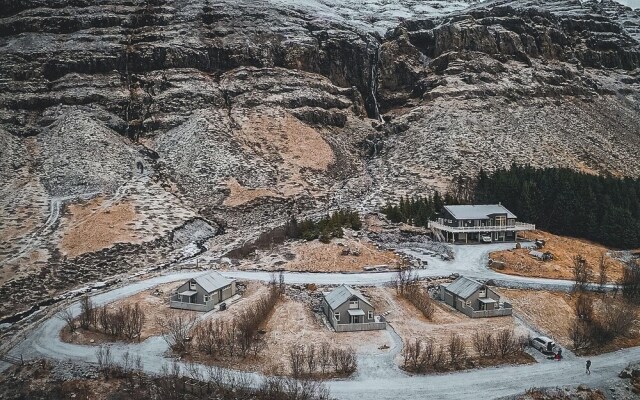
left=2, top=244, right=630, bottom=399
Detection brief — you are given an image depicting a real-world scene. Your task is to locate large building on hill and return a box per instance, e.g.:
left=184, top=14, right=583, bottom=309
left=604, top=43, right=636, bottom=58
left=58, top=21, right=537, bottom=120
left=429, top=204, right=535, bottom=243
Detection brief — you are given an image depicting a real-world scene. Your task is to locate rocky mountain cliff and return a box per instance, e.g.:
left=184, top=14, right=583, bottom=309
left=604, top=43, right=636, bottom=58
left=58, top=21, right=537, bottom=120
left=0, top=0, right=639, bottom=319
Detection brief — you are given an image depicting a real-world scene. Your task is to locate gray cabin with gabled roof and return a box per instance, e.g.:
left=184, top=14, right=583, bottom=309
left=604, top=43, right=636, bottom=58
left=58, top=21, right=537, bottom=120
left=170, top=271, right=236, bottom=312
left=322, top=285, right=386, bottom=332
left=439, top=276, right=512, bottom=318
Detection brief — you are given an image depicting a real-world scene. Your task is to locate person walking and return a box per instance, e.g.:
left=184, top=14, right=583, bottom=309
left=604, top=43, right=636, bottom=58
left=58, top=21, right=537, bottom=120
left=586, top=359, right=591, bottom=374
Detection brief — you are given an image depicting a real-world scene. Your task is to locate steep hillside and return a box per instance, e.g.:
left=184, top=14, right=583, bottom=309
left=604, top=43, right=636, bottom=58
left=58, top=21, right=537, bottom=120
left=0, top=0, right=639, bottom=319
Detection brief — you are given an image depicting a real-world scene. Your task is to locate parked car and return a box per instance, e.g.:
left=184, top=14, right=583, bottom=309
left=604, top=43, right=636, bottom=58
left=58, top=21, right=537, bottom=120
left=481, top=235, right=492, bottom=243
left=530, top=336, right=555, bottom=353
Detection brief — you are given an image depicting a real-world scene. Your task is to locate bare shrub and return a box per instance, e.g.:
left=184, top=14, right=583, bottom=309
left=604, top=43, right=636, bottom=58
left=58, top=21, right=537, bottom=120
left=402, top=337, right=456, bottom=373
left=306, top=344, right=317, bottom=374
left=122, top=304, right=145, bottom=341
left=402, top=338, right=436, bottom=373
left=94, top=303, right=146, bottom=341
left=622, top=260, right=640, bottom=304
left=258, top=376, right=331, bottom=400
left=289, top=344, right=305, bottom=378
left=495, top=329, right=520, bottom=358
left=600, top=301, right=636, bottom=340
left=192, top=282, right=280, bottom=361
left=331, top=347, right=357, bottom=375
left=98, top=305, right=125, bottom=337
left=58, top=308, right=77, bottom=333
left=570, top=320, right=593, bottom=350
left=402, top=338, right=421, bottom=372
left=236, top=281, right=281, bottom=356
left=431, top=344, right=448, bottom=372
left=79, top=296, right=96, bottom=330
left=404, top=283, right=434, bottom=319
left=396, top=271, right=434, bottom=319
left=318, top=342, right=331, bottom=375
left=395, top=267, right=414, bottom=296
left=573, top=255, right=592, bottom=292
left=570, top=292, right=637, bottom=352
left=598, top=253, right=609, bottom=292
left=575, top=294, right=594, bottom=321
left=158, top=312, right=197, bottom=353
left=472, top=331, right=497, bottom=358
left=98, top=305, right=111, bottom=333
left=447, top=333, right=467, bottom=369
left=96, top=345, right=113, bottom=378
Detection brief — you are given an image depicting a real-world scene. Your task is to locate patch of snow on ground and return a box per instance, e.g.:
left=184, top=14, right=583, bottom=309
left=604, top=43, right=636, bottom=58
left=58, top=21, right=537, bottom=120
left=267, top=0, right=476, bottom=34
left=612, top=0, right=640, bottom=9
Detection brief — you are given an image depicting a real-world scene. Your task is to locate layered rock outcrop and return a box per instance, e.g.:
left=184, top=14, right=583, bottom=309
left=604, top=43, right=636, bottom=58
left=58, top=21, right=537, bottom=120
left=0, top=0, right=639, bottom=319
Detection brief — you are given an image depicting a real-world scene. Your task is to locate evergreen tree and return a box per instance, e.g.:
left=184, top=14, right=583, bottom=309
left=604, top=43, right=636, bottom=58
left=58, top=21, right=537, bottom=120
left=472, top=165, right=640, bottom=249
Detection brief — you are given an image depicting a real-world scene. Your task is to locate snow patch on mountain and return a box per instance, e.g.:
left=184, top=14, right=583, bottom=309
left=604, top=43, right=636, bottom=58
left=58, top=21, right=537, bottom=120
left=267, top=0, right=477, bottom=34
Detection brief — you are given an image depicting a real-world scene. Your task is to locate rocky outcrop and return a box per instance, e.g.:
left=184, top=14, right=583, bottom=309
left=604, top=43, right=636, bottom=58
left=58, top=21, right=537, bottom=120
left=378, top=0, right=640, bottom=109
left=1, top=0, right=640, bottom=320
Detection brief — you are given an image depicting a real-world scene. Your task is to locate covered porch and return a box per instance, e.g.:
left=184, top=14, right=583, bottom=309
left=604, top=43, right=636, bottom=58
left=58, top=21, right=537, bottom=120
left=347, top=309, right=365, bottom=324
left=173, top=290, right=198, bottom=304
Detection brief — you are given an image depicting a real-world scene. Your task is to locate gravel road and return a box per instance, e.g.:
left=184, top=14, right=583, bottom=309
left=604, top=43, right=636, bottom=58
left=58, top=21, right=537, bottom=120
left=2, top=244, right=631, bottom=399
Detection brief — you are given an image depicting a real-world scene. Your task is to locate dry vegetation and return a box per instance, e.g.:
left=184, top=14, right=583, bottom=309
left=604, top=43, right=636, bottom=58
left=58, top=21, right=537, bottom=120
left=370, top=286, right=533, bottom=371
left=239, top=112, right=335, bottom=172
left=0, top=359, right=331, bottom=400
left=233, top=110, right=335, bottom=197
left=182, top=288, right=389, bottom=377
left=395, top=268, right=435, bottom=319
left=402, top=328, right=529, bottom=373
left=516, top=387, right=606, bottom=400
left=224, top=178, right=279, bottom=207
left=489, top=230, right=624, bottom=282
left=0, top=361, right=130, bottom=400
left=234, top=236, right=403, bottom=273
left=283, top=238, right=402, bottom=272
left=498, top=288, right=640, bottom=355
left=498, top=289, right=575, bottom=346
left=60, top=282, right=181, bottom=345
left=59, top=197, right=141, bottom=258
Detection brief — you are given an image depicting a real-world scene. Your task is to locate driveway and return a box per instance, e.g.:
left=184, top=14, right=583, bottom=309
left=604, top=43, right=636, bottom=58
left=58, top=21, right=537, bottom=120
left=222, top=243, right=582, bottom=291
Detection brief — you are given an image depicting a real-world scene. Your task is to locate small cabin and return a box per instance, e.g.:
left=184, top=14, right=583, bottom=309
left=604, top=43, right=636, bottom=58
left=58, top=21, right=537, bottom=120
left=170, top=271, right=236, bottom=312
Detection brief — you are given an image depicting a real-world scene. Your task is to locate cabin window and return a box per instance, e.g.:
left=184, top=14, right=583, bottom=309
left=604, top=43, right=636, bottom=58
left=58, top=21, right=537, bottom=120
left=368, top=311, right=373, bottom=320
left=189, top=281, right=196, bottom=290
left=204, top=295, right=210, bottom=302
left=334, top=312, right=341, bottom=323
left=349, top=300, right=358, bottom=309
left=465, top=300, right=471, bottom=307
left=479, top=289, right=486, bottom=298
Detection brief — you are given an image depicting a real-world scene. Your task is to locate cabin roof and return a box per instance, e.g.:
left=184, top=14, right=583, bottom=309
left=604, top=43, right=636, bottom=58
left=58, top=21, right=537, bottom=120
left=324, top=285, right=372, bottom=310
left=444, top=276, right=484, bottom=299
left=193, top=271, right=234, bottom=294
left=444, top=204, right=517, bottom=220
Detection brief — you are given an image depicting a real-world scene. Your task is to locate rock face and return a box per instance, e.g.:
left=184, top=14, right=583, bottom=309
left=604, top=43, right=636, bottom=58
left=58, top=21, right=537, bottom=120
left=1, top=0, right=640, bottom=318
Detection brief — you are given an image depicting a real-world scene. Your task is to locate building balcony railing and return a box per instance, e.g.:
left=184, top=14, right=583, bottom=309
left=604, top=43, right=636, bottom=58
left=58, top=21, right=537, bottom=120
left=169, top=294, right=217, bottom=312
left=330, top=313, right=386, bottom=332
left=462, top=302, right=513, bottom=318
left=428, top=220, right=535, bottom=233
